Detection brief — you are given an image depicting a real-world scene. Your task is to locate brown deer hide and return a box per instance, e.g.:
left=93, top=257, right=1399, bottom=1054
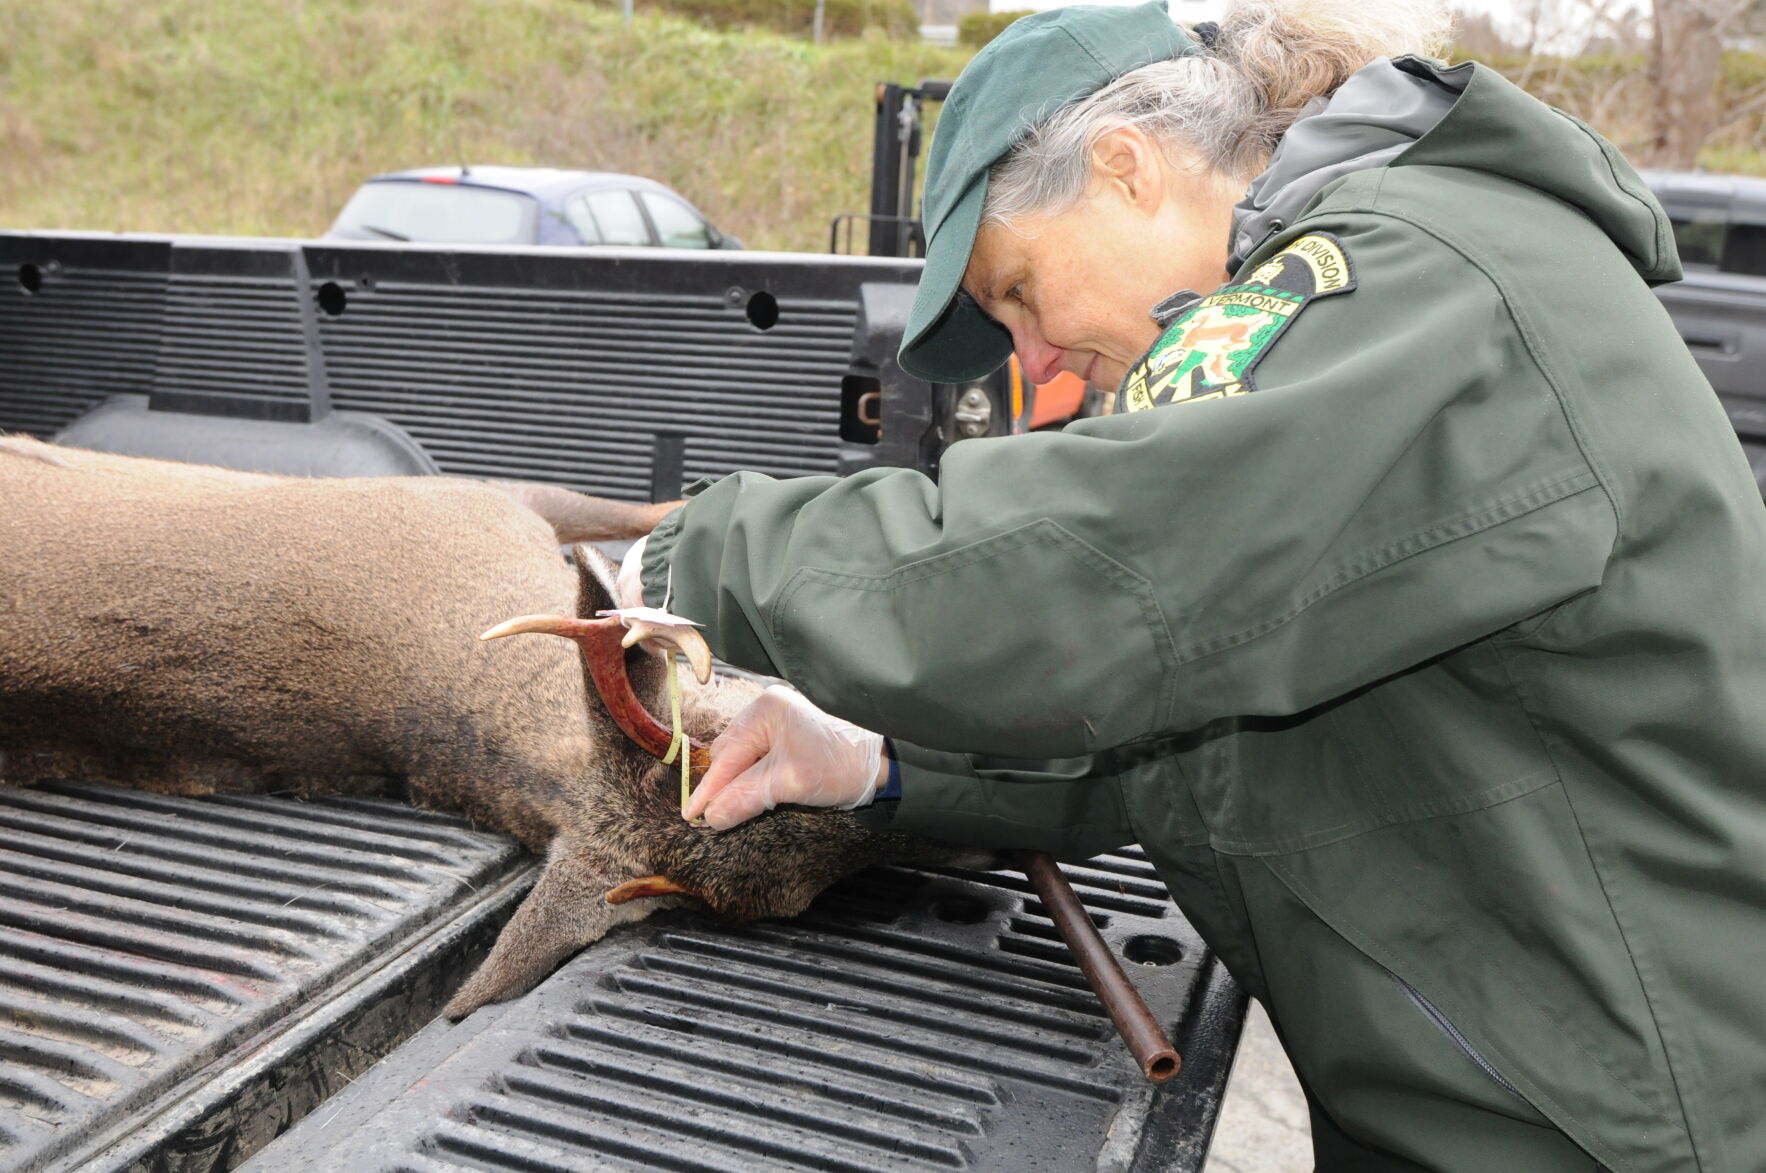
left=0, top=436, right=978, bottom=1016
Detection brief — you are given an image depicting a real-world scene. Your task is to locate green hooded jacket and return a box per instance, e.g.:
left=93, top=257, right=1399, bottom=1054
left=642, top=59, right=1766, bottom=1171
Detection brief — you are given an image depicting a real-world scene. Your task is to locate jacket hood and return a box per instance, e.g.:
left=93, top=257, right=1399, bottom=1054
left=1230, top=57, right=1680, bottom=286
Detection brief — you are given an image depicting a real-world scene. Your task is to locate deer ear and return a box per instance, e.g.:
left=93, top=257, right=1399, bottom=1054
left=571, top=543, right=620, bottom=615
left=443, top=838, right=687, bottom=1018
left=570, top=543, right=668, bottom=712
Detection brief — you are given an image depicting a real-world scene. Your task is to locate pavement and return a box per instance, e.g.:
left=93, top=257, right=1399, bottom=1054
left=1201, top=1000, right=1314, bottom=1172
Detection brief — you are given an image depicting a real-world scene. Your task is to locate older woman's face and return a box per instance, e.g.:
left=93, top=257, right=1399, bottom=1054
left=963, top=131, right=1239, bottom=390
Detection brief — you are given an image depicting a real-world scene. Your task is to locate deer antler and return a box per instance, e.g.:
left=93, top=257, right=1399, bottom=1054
left=480, top=610, right=715, bottom=908
left=479, top=612, right=713, bottom=775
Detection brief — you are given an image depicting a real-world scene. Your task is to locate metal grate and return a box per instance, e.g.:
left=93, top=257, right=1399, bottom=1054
left=244, top=852, right=1242, bottom=1173
left=0, top=779, right=528, bottom=1173
left=318, top=281, right=855, bottom=499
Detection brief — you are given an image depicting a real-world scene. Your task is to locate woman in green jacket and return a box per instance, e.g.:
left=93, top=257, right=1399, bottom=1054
left=625, top=2, right=1766, bottom=1167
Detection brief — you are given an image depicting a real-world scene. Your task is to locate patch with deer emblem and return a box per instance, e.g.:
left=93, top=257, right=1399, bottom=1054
left=1118, top=232, right=1356, bottom=413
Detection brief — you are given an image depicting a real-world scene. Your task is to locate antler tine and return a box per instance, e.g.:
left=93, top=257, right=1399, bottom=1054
left=619, top=619, right=713, bottom=684
left=479, top=613, right=596, bottom=642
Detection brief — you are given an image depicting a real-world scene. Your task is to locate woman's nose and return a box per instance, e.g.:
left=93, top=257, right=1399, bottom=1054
left=1012, top=329, right=1065, bottom=385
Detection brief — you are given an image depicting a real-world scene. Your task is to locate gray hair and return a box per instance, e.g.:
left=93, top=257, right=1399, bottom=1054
left=982, top=0, right=1456, bottom=229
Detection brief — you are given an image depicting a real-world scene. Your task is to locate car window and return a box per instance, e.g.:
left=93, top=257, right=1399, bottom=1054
left=1670, top=214, right=1727, bottom=268
left=564, top=197, right=602, bottom=245
left=584, top=190, right=651, bottom=246
left=329, top=182, right=533, bottom=244
left=638, top=192, right=713, bottom=249
left=1722, top=223, right=1766, bottom=278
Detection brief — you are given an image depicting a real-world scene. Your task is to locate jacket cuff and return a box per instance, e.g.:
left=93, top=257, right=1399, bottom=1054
left=853, top=741, right=978, bottom=837
left=875, top=738, right=904, bottom=801
left=855, top=740, right=1134, bottom=860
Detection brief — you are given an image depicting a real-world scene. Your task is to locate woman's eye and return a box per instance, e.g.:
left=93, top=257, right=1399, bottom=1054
left=1006, top=283, right=1025, bottom=303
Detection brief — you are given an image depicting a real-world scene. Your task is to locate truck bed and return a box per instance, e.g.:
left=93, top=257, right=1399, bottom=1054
left=1, top=781, right=1241, bottom=1173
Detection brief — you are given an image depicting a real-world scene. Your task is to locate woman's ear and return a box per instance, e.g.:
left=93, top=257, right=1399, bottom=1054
left=1088, top=126, right=1166, bottom=216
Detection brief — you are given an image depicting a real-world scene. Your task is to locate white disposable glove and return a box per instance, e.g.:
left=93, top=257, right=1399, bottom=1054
left=616, top=535, right=650, bottom=610
left=684, top=685, right=888, bottom=830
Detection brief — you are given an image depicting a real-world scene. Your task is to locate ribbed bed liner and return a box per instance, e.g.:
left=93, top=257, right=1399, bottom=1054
left=0, top=781, right=1241, bottom=1172
left=244, top=852, right=1244, bottom=1173
left=0, top=779, right=530, bottom=1173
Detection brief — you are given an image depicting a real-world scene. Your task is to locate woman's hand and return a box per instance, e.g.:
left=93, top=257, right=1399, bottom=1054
left=684, top=685, right=888, bottom=830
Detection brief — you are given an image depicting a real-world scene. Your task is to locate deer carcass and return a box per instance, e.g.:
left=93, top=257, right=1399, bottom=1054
left=0, top=436, right=977, bottom=1016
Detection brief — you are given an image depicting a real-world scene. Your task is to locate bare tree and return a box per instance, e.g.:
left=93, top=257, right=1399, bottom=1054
left=1476, top=0, right=1756, bottom=167
left=1742, top=0, right=1766, bottom=37
left=1455, top=9, right=1516, bottom=58
left=1645, top=0, right=1753, bottom=166
left=1495, top=0, right=1650, bottom=143
left=1507, top=1, right=1634, bottom=92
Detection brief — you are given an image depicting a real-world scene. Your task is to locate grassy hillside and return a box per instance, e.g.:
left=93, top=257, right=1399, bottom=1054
left=0, top=0, right=972, bottom=252
left=1, top=1, right=1760, bottom=253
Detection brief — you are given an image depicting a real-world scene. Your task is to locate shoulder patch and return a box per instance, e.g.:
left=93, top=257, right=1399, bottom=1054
left=1118, top=232, right=1356, bottom=413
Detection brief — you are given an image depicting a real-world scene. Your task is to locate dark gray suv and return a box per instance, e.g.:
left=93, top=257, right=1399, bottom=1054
left=325, top=165, right=742, bottom=250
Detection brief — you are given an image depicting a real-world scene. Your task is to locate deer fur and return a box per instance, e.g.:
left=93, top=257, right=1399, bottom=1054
left=0, top=435, right=983, bottom=1016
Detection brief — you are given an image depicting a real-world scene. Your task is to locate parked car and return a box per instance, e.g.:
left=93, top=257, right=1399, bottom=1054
left=324, top=165, right=743, bottom=249
left=1640, top=170, right=1766, bottom=495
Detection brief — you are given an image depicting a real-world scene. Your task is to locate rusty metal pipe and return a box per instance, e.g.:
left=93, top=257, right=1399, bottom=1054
left=1016, top=849, right=1181, bottom=1084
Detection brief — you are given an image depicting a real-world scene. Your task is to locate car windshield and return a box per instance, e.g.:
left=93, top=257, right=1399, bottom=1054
left=328, top=181, right=534, bottom=244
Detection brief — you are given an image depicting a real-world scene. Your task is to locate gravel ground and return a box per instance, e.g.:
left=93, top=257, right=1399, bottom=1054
left=1202, top=1000, right=1314, bottom=1173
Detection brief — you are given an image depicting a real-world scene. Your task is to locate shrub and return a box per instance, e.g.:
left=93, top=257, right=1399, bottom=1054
left=957, top=9, right=1030, bottom=49
left=629, top=0, right=919, bottom=40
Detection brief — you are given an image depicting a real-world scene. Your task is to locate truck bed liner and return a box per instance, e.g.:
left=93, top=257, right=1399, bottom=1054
left=0, top=782, right=1240, bottom=1172
left=0, top=780, right=530, bottom=1173
left=242, top=851, right=1240, bottom=1173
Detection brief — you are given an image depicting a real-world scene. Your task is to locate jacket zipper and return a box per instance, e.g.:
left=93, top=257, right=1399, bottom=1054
left=1390, top=972, right=1529, bottom=1102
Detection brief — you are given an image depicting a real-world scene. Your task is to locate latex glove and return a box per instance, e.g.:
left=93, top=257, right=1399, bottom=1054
left=684, top=685, right=888, bottom=830
left=616, top=535, right=649, bottom=610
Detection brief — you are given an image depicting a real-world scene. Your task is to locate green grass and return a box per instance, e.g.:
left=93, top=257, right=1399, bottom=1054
left=2, top=2, right=1760, bottom=255
left=0, top=0, right=973, bottom=252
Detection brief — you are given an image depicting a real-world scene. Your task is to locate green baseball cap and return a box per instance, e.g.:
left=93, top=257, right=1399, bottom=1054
left=898, top=0, right=1205, bottom=383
